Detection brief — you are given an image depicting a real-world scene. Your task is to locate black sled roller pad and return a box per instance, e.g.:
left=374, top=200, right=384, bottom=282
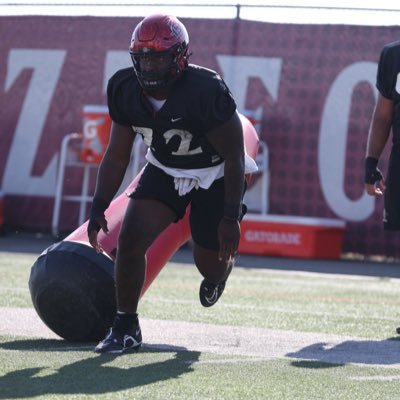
left=29, top=241, right=116, bottom=342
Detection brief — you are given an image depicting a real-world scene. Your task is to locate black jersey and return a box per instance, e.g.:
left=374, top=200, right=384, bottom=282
left=107, top=64, right=237, bottom=169
left=376, top=41, right=400, bottom=144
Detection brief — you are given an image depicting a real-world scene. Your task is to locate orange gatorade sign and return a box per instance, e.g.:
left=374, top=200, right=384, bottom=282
left=81, top=105, right=112, bottom=164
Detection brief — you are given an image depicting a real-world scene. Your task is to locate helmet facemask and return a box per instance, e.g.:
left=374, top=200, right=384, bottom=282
left=130, top=42, right=188, bottom=92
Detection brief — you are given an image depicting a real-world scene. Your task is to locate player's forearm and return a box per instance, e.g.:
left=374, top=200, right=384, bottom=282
left=223, top=156, right=245, bottom=219
left=93, top=155, right=129, bottom=205
left=366, top=117, right=391, bottom=159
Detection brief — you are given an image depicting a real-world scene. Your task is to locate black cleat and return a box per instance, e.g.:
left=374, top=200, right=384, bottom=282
left=95, top=314, right=142, bottom=354
left=199, top=279, right=226, bottom=307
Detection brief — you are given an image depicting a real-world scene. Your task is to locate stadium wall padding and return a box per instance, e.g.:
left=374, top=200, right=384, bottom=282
left=1, top=16, right=400, bottom=256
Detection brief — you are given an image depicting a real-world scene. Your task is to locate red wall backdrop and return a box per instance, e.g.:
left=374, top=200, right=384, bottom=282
left=1, top=16, right=400, bottom=257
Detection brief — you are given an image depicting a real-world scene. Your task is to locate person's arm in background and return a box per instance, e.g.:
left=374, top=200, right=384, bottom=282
left=205, top=111, right=245, bottom=262
left=365, top=93, right=393, bottom=196
left=88, top=121, right=136, bottom=252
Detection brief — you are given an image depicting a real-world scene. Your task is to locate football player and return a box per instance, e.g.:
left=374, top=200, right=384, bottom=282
left=88, top=14, right=252, bottom=354
left=365, top=41, right=400, bottom=228
left=364, top=41, right=400, bottom=335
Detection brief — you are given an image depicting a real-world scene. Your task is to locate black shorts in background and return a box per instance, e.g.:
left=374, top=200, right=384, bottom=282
left=128, top=163, right=246, bottom=250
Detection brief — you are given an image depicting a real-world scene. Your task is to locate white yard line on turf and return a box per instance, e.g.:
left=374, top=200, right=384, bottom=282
left=1, top=307, right=400, bottom=369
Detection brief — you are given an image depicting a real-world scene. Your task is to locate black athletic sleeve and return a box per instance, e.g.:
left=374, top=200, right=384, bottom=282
left=376, top=42, right=400, bottom=100
left=106, top=69, right=133, bottom=126
left=198, top=75, right=237, bottom=133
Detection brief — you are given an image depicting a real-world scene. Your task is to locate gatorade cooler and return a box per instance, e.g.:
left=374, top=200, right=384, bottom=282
left=81, top=105, right=112, bottom=164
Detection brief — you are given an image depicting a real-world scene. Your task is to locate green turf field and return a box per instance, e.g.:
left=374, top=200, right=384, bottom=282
left=1, top=251, right=400, bottom=399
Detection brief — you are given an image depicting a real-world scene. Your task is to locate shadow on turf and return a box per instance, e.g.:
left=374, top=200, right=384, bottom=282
left=0, top=338, right=200, bottom=398
left=287, top=336, right=400, bottom=368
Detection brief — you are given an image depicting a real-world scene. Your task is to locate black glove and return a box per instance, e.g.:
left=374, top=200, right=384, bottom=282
left=364, top=157, right=383, bottom=184
left=88, top=198, right=109, bottom=234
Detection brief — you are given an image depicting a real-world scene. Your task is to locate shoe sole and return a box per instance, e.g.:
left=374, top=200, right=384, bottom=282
left=199, top=263, right=233, bottom=307
left=95, top=344, right=141, bottom=354
left=199, top=280, right=225, bottom=307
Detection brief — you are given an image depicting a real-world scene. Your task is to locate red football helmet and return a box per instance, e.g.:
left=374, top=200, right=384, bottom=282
left=129, top=14, right=190, bottom=92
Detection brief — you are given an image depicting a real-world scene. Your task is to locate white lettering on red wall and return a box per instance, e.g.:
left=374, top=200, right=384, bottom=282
left=244, top=230, right=301, bottom=245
